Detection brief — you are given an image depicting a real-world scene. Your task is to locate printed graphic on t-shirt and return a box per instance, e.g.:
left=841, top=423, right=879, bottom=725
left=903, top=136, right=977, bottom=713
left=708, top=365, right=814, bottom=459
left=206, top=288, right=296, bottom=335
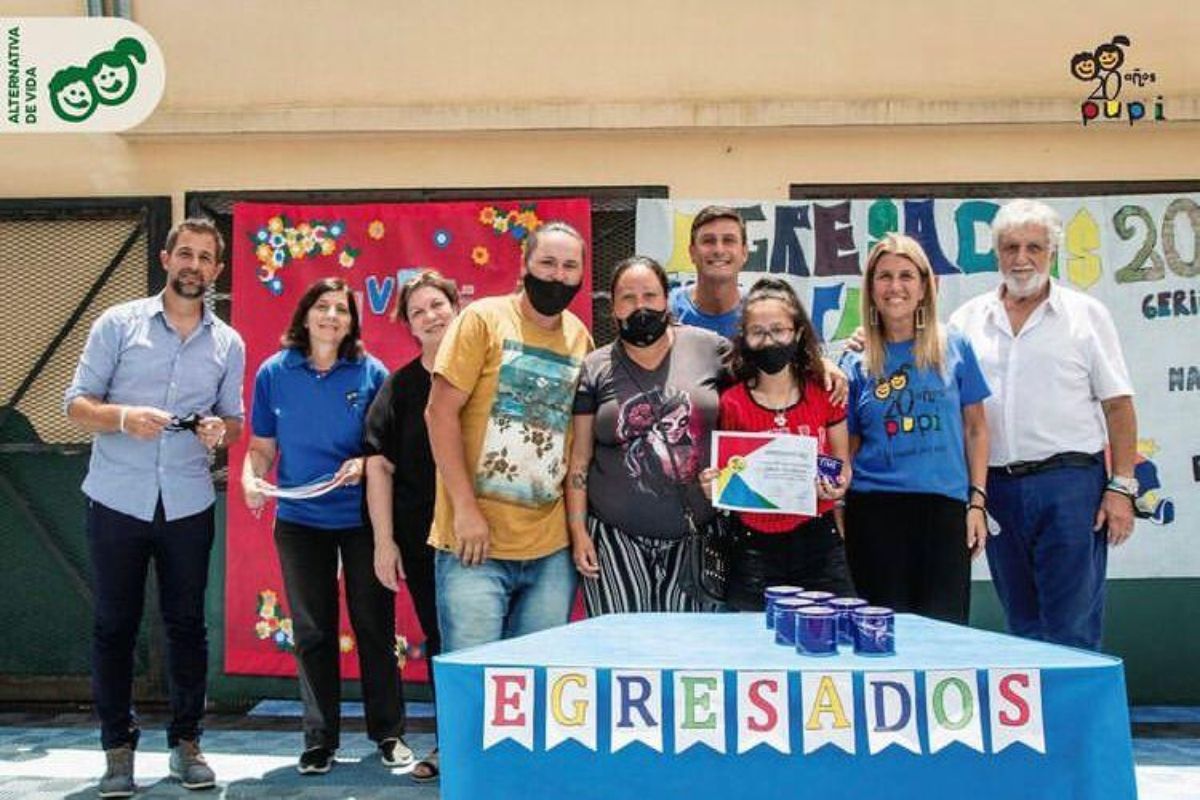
left=872, top=363, right=945, bottom=444
left=476, top=339, right=582, bottom=506
left=616, top=386, right=704, bottom=494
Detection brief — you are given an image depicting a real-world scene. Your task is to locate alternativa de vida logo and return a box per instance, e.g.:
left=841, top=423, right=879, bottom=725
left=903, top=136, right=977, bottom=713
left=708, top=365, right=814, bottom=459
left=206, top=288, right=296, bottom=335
left=1069, top=34, right=1165, bottom=126
left=3, top=16, right=163, bottom=133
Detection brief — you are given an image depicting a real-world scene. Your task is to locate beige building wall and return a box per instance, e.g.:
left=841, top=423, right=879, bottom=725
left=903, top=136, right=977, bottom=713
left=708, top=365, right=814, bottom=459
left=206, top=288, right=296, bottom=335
left=0, top=0, right=1196, bottom=203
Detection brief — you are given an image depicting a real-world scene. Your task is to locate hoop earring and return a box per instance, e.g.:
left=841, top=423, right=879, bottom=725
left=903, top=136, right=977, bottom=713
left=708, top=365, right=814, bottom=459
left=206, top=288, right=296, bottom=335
left=915, top=306, right=926, bottom=330
left=869, top=307, right=879, bottom=327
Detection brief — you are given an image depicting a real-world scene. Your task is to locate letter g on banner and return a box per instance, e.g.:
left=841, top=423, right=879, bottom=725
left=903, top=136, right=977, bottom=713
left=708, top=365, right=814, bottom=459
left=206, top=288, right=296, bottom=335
left=1, top=17, right=165, bottom=134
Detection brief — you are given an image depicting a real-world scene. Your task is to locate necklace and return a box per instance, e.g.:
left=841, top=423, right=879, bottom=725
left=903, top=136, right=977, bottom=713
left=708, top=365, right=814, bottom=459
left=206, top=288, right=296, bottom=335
left=750, top=385, right=799, bottom=430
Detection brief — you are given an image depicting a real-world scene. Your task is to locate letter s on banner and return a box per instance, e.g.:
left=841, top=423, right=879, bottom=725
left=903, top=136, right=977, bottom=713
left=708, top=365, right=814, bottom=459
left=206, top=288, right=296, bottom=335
left=483, top=668, right=535, bottom=750
left=737, top=671, right=790, bottom=754
left=988, top=669, right=1046, bottom=754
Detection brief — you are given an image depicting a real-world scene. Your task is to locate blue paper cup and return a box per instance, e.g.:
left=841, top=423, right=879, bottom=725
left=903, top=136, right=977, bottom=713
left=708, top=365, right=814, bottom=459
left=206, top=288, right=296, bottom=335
left=796, top=606, right=839, bottom=656
left=772, top=598, right=814, bottom=645
left=795, top=590, right=835, bottom=607
left=827, top=597, right=870, bottom=645
left=851, top=606, right=896, bottom=656
left=763, top=585, right=805, bottom=629
left=817, top=455, right=843, bottom=483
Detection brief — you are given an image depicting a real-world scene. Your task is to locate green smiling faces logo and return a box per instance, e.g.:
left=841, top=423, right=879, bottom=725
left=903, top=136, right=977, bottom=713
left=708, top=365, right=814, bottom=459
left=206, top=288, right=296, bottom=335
left=49, top=37, right=146, bottom=123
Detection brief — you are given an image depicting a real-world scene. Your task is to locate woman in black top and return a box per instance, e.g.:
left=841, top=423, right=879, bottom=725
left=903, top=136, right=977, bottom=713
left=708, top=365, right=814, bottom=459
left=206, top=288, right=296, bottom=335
left=363, top=270, right=459, bottom=782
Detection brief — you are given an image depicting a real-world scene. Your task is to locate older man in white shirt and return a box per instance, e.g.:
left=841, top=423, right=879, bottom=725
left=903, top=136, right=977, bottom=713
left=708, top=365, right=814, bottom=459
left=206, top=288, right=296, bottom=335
left=949, top=199, right=1137, bottom=651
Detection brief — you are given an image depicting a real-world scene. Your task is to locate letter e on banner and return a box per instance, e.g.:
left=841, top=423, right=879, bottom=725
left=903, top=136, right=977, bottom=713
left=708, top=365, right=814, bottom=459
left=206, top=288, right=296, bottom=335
left=611, top=670, right=663, bottom=753
left=865, top=672, right=921, bottom=755
left=988, top=669, right=1046, bottom=754
left=483, top=668, right=534, bottom=750
left=546, top=668, right=596, bottom=751
left=737, top=671, right=789, bottom=754
left=801, top=672, right=855, bottom=754
left=925, top=670, right=984, bottom=753
left=674, top=670, right=726, bottom=754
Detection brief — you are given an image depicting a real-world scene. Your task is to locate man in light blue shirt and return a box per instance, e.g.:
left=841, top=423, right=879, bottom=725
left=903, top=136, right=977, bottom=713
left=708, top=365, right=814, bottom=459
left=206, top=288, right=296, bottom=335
left=667, top=205, right=748, bottom=338
left=64, top=218, right=245, bottom=797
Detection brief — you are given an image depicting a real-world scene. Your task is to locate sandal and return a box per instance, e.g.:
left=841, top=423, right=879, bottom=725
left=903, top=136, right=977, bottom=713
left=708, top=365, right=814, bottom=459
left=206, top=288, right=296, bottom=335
left=410, top=748, right=439, bottom=783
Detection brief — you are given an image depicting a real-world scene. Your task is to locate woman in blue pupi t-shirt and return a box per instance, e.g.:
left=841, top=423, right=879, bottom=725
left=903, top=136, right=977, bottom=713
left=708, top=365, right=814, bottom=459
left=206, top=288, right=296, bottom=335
left=841, top=234, right=990, bottom=624
left=241, top=277, right=408, bottom=775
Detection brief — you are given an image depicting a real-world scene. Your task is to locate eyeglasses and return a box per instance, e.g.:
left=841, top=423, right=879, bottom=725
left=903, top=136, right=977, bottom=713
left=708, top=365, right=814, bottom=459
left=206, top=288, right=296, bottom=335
left=744, top=326, right=796, bottom=345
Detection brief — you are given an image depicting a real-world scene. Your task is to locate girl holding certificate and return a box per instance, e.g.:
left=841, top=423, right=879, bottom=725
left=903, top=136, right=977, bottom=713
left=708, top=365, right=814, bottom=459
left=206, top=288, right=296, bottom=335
left=241, top=277, right=408, bottom=775
left=841, top=234, right=990, bottom=624
left=708, top=277, right=855, bottom=610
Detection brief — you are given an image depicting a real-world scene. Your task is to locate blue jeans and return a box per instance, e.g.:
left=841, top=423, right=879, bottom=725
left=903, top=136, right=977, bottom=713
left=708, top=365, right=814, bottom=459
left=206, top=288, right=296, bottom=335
left=985, top=461, right=1108, bottom=650
left=435, top=548, right=576, bottom=652
left=87, top=499, right=214, bottom=750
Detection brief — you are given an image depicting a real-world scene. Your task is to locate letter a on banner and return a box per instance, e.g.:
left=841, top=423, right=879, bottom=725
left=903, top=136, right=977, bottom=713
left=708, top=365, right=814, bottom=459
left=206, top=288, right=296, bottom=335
left=988, top=669, right=1046, bottom=754
left=545, top=668, right=597, bottom=751
left=801, top=672, right=855, bottom=754
left=611, top=670, right=663, bottom=753
left=925, top=670, right=984, bottom=753
left=737, top=671, right=789, bottom=754
left=483, top=668, right=535, bottom=750
left=674, top=671, right=726, bottom=754
left=865, top=672, right=921, bottom=755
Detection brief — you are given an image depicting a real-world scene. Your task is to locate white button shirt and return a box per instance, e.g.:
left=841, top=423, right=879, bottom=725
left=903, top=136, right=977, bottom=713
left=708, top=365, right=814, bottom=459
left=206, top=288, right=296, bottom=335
left=948, top=281, right=1133, bottom=467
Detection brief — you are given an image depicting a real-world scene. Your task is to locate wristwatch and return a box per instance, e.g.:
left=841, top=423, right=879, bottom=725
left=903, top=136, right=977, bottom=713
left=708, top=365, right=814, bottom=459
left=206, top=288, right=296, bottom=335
left=1106, top=475, right=1139, bottom=497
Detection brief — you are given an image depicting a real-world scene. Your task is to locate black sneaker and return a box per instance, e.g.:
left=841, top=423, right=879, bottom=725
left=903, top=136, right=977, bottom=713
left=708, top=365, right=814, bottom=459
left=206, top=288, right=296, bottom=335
left=297, top=746, right=335, bottom=775
left=379, top=736, right=415, bottom=768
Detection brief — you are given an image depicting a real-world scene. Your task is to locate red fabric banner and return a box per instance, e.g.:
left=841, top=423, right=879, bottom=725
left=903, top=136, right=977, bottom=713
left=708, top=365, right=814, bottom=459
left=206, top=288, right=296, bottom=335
left=225, top=199, right=593, bottom=678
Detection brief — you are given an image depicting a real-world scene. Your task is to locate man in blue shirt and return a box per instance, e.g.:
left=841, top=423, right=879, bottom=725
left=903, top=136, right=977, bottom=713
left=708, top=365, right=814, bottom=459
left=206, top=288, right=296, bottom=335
left=65, top=218, right=245, bottom=797
left=668, top=205, right=748, bottom=337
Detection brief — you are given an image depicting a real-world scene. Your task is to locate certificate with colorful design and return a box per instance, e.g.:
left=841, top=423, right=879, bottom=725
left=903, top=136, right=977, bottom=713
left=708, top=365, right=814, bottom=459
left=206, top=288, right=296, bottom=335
left=711, top=432, right=817, bottom=516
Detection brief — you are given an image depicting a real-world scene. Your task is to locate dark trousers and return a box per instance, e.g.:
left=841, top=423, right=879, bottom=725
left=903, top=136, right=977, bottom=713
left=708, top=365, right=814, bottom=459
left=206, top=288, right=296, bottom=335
left=394, top=502, right=440, bottom=672
left=726, top=513, right=855, bottom=612
left=985, top=461, right=1108, bottom=650
left=844, top=491, right=971, bottom=624
left=274, top=520, right=404, bottom=750
left=87, top=499, right=214, bottom=750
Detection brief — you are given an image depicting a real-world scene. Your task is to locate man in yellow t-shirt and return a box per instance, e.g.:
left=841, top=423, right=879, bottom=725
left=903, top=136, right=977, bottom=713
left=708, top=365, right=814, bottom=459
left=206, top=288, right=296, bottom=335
left=426, top=221, right=593, bottom=651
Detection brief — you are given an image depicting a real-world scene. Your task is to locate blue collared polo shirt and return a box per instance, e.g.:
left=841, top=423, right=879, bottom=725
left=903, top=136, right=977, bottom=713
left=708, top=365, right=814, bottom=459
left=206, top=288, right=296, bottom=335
left=251, top=348, right=388, bottom=529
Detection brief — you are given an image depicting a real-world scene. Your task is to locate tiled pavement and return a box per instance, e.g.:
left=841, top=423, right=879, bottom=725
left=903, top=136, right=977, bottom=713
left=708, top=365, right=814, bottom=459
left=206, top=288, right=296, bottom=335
left=1, top=711, right=1198, bottom=799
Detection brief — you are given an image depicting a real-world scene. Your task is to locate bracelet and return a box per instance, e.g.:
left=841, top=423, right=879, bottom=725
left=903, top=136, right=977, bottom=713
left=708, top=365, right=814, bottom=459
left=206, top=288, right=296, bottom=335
left=1104, top=486, right=1135, bottom=499
left=967, top=503, right=987, bottom=514
left=969, top=484, right=988, bottom=501
left=118, top=406, right=129, bottom=433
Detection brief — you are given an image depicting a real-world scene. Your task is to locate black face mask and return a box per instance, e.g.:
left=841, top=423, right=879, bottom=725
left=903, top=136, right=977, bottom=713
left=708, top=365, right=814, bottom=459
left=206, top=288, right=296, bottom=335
left=523, top=272, right=581, bottom=316
left=747, top=341, right=797, bottom=375
left=618, top=308, right=670, bottom=348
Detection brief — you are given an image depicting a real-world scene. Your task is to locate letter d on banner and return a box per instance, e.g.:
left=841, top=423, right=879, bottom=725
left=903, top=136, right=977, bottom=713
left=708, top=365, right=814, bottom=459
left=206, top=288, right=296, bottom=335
left=865, top=672, right=921, bottom=755
left=545, top=668, right=596, bottom=751
left=483, top=668, right=534, bottom=750
left=988, top=669, right=1046, bottom=754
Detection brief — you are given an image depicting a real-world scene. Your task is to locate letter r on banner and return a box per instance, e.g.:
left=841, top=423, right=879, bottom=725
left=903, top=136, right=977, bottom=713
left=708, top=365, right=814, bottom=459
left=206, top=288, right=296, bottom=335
left=483, top=668, right=534, bottom=750
left=988, top=669, right=1046, bottom=754
left=546, top=668, right=596, bottom=751
left=611, top=670, right=663, bottom=753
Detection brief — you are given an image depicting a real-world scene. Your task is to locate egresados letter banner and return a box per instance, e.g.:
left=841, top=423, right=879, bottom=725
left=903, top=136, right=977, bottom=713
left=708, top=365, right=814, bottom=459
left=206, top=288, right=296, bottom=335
left=637, top=195, right=1198, bottom=579
left=226, top=199, right=592, bottom=677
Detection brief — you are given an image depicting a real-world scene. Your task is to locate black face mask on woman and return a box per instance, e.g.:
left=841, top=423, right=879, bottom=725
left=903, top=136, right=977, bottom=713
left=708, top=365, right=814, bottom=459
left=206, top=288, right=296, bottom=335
left=618, top=308, right=670, bottom=348
left=523, top=272, right=581, bottom=316
left=747, top=340, right=797, bottom=375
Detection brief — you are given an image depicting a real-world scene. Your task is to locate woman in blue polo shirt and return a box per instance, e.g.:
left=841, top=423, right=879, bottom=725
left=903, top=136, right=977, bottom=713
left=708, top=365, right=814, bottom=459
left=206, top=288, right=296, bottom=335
left=241, top=277, right=408, bottom=775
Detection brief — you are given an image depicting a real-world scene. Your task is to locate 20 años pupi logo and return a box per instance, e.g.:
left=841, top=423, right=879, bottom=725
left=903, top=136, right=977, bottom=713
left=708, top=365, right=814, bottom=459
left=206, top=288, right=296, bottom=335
left=2, top=16, right=163, bottom=134
left=1069, top=34, right=1164, bottom=126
